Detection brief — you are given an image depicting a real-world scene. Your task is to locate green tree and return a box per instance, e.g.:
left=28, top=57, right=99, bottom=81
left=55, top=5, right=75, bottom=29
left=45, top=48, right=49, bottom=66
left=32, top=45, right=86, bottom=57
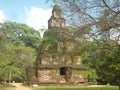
left=2, top=21, right=41, bottom=50
left=0, top=26, right=21, bottom=82
left=0, top=22, right=39, bottom=83
left=14, top=46, right=36, bottom=83
left=36, top=29, right=58, bottom=65
left=81, top=40, right=120, bottom=88
left=88, top=69, right=98, bottom=84
left=97, top=46, right=120, bottom=87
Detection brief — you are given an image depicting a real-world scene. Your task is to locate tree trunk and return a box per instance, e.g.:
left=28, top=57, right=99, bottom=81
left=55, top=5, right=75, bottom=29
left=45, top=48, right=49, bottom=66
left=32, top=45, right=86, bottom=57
left=8, top=70, right=11, bottom=83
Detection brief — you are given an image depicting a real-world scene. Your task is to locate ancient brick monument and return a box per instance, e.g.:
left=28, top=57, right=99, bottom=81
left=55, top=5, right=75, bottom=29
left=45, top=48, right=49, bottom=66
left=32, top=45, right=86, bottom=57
left=36, top=5, right=88, bottom=84
left=48, top=5, right=66, bottom=29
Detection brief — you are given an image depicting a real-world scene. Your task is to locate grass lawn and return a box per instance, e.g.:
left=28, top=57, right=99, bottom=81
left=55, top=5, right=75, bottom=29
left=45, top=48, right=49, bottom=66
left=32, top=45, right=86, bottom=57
left=0, top=84, right=119, bottom=90
left=34, top=85, right=119, bottom=90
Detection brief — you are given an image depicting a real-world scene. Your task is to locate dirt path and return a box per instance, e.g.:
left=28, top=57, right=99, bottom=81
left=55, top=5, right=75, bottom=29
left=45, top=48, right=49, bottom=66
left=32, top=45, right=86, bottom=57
left=10, top=83, right=33, bottom=90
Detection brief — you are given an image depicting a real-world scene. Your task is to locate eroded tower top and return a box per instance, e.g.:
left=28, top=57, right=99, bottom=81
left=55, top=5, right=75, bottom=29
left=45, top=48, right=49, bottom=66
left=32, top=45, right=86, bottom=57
left=48, top=5, right=66, bottom=29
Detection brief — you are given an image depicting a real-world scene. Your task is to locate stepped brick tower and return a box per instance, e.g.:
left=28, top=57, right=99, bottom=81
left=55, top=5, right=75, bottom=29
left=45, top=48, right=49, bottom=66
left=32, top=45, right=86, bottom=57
left=36, top=5, right=88, bottom=84
left=48, top=5, right=66, bottom=29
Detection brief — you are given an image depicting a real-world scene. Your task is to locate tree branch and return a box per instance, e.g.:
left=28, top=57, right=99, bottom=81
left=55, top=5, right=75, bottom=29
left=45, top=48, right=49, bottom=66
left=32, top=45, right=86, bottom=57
left=102, top=0, right=117, bottom=13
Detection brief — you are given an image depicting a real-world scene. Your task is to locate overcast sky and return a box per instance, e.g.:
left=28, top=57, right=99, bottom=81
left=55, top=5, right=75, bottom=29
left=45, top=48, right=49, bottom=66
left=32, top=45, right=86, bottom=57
left=0, top=0, right=53, bottom=30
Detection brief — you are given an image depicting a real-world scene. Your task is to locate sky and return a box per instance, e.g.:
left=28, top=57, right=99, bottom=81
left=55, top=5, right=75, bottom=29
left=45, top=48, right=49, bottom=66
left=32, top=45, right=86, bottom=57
left=0, top=0, right=53, bottom=30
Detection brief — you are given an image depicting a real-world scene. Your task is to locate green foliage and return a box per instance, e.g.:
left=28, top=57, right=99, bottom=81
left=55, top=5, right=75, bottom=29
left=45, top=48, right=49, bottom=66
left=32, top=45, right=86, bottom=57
left=39, top=29, right=58, bottom=54
left=88, top=69, right=98, bottom=83
left=2, top=21, right=41, bottom=50
left=81, top=40, right=120, bottom=85
left=97, top=46, right=120, bottom=85
left=0, top=21, right=39, bottom=83
left=13, top=46, right=36, bottom=82
left=0, top=27, right=18, bottom=81
left=14, top=46, right=36, bottom=67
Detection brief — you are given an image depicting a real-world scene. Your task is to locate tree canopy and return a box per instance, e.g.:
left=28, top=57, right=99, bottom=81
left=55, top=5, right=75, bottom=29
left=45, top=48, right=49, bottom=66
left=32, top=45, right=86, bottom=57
left=0, top=21, right=41, bottom=83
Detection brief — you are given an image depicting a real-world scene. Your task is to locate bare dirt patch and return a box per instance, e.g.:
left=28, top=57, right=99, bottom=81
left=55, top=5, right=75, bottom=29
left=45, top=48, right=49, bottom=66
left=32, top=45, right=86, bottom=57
left=87, top=85, right=106, bottom=87
left=10, top=83, right=33, bottom=90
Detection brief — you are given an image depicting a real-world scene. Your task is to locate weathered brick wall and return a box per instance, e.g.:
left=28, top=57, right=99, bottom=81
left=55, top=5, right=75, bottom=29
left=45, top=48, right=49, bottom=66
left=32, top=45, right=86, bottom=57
left=71, top=69, right=88, bottom=84
left=37, top=69, right=59, bottom=83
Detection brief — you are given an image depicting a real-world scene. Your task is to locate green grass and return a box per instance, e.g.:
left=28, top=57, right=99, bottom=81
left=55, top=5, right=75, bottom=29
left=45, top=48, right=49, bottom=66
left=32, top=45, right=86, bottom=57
left=0, top=83, right=15, bottom=90
left=34, top=85, right=119, bottom=90
left=0, top=87, right=15, bottom=90
left=0, top=85, right=119, bottom=90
